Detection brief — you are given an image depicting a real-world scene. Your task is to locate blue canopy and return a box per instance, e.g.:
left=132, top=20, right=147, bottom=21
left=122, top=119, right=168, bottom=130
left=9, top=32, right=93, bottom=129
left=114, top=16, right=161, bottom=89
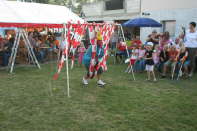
left=123, top=18, right=162, bottom=27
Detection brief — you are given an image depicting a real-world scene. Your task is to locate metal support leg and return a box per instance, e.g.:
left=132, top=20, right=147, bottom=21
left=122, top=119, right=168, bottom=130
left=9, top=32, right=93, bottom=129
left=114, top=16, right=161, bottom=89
left=10, top=31, right=21, bottom=73
left=8, top=30, right=19, bottom=68
left=22, top=29, right=41, bottom=69
left=21, top=32, right=36, bottom=65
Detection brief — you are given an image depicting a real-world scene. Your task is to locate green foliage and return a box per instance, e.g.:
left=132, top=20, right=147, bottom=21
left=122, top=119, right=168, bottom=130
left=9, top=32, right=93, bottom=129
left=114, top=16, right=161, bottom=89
left=43, top=0, right=68, bottom=5
left=33, top=0, right=51, bottom=4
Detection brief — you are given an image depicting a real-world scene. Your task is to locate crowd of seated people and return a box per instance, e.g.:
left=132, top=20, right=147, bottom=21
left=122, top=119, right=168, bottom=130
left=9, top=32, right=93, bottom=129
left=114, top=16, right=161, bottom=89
left=1, top=22, right=197, bottom=80
left=0, top=35, right=14, bottom=66
left=0, top=30, right=61, bottom=67
left=112, top=22, right=197, bottom=79
left=28, top=31, right=60, bottom=63
left=113, top=35, right=142, bottom=63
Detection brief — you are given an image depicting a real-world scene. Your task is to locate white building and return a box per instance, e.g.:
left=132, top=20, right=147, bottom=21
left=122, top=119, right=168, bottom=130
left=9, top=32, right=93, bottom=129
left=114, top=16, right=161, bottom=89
left=140, top=0, right=197, bottom=42
left=83, top=0, right=197, bottom=43
left=82, top=0, right=140, bottom=22
left=82, top=0, right=141, bottom=37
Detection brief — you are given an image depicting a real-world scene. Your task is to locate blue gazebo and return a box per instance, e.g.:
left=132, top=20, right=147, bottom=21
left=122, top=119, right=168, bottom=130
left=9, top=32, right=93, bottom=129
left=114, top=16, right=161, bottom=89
left=123, top=17, right=162, bottom=27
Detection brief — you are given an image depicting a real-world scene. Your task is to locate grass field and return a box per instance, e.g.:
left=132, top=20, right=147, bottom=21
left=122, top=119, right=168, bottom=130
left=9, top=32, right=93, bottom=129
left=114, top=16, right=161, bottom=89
left=0, top=60, right=197, bottom=131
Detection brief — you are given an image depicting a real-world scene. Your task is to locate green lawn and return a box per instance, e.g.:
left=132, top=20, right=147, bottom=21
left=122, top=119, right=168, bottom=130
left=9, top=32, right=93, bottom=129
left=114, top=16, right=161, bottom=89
left=0, top=61, right=197, bottom=131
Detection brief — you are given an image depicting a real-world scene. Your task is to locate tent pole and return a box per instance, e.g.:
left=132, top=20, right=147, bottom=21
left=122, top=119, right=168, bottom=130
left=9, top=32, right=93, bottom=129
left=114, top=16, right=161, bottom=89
left=119, top=24, right=130, bottom=58
left=64, top=24, right=70, bottom=97
left=21, top=31, right=36, bottom=65
left=117, top=24, right=136, bottom=81
left=66, top=44, right=70, bottom=97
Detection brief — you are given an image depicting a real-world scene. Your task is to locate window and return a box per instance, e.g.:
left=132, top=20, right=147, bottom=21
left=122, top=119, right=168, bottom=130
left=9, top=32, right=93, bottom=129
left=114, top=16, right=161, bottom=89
left=105, top=0, right=124, bottom=10
left=162, top=20, right=176, bottom=37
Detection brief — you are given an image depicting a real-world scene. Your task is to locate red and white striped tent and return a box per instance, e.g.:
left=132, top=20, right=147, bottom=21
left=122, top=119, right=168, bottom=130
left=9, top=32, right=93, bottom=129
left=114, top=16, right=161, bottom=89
left=0, top=1, right=84, bottom=28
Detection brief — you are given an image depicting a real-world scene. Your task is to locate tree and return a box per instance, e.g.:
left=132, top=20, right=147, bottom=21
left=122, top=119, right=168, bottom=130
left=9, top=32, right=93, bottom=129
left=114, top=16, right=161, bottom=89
left=48, top=0, right=68, bottom=6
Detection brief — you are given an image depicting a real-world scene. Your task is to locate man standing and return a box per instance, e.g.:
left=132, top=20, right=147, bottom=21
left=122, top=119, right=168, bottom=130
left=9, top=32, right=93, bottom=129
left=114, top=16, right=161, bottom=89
left=146, top=30, right=159, bottom=45
left=184, top=22, right=197, bottom=77
left=111, top=31, right=118, bottom=50
left=82, top=33, right=105, bottom=87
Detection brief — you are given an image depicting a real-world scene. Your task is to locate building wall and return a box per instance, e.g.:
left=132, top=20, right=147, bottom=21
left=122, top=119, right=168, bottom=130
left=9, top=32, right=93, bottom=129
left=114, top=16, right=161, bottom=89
left=126, top=0, right=140, bottom=13
left=82, top=0, right=197, bottom=43
left=142, top=0, right=197, bottom=11
left=82, top=2, right=103, bottom=17
left=140, top=8, right=197, bottom=43
left=82, top=0, right=140, bottom=22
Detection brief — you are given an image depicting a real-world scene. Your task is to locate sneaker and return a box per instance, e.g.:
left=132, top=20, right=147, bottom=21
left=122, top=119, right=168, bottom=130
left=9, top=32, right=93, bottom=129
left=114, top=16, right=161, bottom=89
left=153, top=78, right=157, bottom=82
left=82, top=77, right=88, bottom=85
left=97, top=80, right=106, bottom=86
left=189, top=73, right=193, bottom=77
left=179, top=70, right=183, bottom=77
left=125, top=69, right=129, bottom=73
left=128, top=68, right=132, bottom=74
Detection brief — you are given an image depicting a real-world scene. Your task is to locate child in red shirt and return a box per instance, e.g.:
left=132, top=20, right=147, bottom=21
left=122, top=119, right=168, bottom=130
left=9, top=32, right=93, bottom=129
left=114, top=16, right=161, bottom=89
left=132, top=36, right=142, bottom=47
left=162, top=45, right=179, bottom=78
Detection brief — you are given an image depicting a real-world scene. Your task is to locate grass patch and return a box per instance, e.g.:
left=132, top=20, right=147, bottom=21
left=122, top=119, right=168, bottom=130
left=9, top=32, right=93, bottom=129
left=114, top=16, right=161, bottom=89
left=0, top=61, right=197, bottom=131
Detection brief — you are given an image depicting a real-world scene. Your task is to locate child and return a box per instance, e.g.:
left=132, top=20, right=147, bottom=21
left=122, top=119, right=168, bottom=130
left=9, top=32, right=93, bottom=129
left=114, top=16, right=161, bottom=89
left=135, top=45, right=146, bottom=72
left=132, top=36, right=142, bottom=47
left=158, top=45, right=169, bottom=73
left=125, top=45, right=139, bottom=73
left=177, top=46, right=190, bottom=78
left=153, top=44, right=161, bottom=71
left=78, top=43, right=86, bottom=66
left=145, top=42, right=157, bottom=81
left=162, top=45, right=179, bottom=78
left=116, top=41, right=127, bottom=63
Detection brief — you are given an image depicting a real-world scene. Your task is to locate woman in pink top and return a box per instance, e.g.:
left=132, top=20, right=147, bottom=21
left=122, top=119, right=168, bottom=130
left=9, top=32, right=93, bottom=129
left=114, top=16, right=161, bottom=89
left=78, top=43, right=86, bottom=66
left=134, top=45, right=146, bottom=72
left=153, top=45, right=161, bottom=65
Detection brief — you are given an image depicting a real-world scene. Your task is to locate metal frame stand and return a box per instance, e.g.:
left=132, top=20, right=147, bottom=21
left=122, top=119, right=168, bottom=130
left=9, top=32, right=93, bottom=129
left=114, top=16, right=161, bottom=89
left=8, top=28, right=41, bottom=73
left=117, top=24, right=135, bottom=81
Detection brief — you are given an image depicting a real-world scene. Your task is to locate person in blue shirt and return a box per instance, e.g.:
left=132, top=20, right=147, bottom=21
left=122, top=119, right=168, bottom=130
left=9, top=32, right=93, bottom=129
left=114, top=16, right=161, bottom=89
left=82, top=34, right=106, bottom=86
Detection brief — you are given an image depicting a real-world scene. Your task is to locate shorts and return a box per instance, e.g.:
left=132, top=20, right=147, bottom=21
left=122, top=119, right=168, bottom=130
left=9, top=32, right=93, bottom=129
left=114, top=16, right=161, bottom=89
left=85, top=65, right=103, bottom=78
left=146, top=65, right=154, bottom=71
left=178, top=60, right=190, bottom=67
left=164, top=60, right=176, bottom=67
left=130, top=59, right=136, bottom=65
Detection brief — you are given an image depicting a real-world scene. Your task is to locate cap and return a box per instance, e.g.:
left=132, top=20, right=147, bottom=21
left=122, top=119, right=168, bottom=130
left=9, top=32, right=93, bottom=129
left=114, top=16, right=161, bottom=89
left=147, top=42, right=154, bottom=47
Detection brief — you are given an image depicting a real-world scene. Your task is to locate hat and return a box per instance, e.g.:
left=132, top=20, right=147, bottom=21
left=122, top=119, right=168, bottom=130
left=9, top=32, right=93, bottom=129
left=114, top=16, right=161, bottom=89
left=146, top=42, right=154, bottom=47
left=97, top=31, right=102, bottom=41
left=152, top=30, right=157, bottom=33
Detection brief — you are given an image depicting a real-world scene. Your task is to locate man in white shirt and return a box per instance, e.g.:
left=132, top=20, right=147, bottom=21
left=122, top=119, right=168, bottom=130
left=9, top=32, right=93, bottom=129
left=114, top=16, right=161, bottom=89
left=185, top=22, right=197, bottom=77
left=111, top=31, right=118, bottom=50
